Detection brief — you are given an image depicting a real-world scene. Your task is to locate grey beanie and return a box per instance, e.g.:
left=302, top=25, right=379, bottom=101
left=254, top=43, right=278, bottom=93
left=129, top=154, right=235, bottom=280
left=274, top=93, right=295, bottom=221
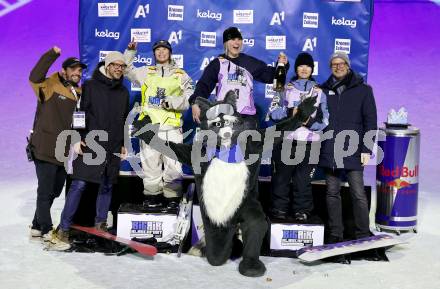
left=329, top=52, right=350, bottom=68
left=104, top=51, right=126, bottom=69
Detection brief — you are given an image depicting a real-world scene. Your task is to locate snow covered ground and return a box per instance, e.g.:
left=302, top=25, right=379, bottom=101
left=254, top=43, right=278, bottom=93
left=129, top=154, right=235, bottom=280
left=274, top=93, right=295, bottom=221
left=1, top=1, right=439, bottom=288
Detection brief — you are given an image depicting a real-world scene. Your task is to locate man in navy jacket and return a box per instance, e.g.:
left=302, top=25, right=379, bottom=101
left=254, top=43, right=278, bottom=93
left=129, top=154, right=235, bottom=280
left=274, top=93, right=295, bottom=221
left=319, top=53, right=377, bottom=249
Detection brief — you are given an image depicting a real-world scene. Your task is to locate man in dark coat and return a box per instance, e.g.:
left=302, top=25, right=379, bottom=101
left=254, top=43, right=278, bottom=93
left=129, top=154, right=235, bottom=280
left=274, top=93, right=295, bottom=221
left=49, top=51, right=129, bottom=250
left=29, top=46, right=86, bottom=240
left=319, top=53, right=377, bottom=248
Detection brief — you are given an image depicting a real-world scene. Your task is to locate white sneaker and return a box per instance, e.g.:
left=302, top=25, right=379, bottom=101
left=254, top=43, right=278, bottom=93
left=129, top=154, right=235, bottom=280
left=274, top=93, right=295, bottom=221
left=30, top=228, right=42, bottom=238
left=42, top=231, right=54, bottom=242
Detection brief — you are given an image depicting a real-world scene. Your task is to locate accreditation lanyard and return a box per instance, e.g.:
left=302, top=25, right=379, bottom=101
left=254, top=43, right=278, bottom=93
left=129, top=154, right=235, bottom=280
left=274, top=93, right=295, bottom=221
left=70, top=86, right=86, bottom=129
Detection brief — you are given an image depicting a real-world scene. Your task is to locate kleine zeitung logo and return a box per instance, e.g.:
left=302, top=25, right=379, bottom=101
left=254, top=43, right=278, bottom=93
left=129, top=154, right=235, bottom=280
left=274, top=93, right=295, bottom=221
left=168, top=5, right=184, bottom=21
left=334, top=38, right=351, bottom=54
left=303, top=12, right=319, bottom=28
left=200, top=32, right=216, bottom=47
left=99, top=51, right=111, bottom=61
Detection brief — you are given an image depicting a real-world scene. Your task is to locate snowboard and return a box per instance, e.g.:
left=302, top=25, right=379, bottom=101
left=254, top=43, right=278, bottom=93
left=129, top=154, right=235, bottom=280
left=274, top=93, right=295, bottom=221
left=297, top=234, right=403, bottom=263
left=175, top=183, right=195, bottom=257
left=71, top=225, right=158, bottom=257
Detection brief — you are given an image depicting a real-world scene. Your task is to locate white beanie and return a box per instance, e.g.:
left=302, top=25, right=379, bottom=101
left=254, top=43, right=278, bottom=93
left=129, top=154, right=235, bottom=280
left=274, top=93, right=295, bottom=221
left=104, top=51, right=126, bottom=69
left=329, top=52, right=351, bottom=68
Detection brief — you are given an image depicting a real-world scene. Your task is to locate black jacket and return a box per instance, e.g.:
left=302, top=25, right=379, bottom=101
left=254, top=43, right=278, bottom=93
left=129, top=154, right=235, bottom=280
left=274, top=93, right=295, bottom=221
left=72, top=63, right=129, bottom=184
left=318, top=71, right=377, bottom=171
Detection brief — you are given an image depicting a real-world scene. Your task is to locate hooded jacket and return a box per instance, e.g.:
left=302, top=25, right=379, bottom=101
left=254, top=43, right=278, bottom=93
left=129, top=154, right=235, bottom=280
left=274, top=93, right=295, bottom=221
left=71, top=62, right=129, bottom=184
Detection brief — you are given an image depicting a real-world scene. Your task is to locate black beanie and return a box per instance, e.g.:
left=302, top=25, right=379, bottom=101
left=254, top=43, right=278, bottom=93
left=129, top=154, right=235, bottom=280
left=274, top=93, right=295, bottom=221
left=294, top=52, right=315, bottom=74
left=223, top=27, right=243, bottom=43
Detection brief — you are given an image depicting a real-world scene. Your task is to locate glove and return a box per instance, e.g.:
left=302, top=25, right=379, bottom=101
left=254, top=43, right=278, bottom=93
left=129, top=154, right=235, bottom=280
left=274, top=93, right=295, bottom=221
left=270, top=106, right=287, bottom=121
left=132, top=116, right=157, bottom=144
left=296, top=97, right=317, bottom=123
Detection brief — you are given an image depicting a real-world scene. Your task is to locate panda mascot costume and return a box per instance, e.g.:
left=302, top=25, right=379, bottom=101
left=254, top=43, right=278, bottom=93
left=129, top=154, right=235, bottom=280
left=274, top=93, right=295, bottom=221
left=133, top=91, right=316, bottom=277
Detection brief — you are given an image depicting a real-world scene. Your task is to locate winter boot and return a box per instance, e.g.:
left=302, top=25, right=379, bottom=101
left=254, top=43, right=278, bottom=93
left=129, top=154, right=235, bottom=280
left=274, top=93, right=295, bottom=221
left=47, top=227, right=71, bottom=251
left=238, top=258, right=266, bottom=277
left=269, top=208, right=287, bottom=220
left=95, top=222, right=108, bottom=232
left=165, top=197, right=181, bottom=211
left=323, top=235, right=351, bottom=264
left=143, top=194, right=164, bottom=208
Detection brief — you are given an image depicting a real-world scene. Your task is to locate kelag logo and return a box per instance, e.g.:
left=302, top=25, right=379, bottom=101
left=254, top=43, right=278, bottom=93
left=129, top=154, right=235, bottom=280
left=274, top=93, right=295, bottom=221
left=98, top=3, right=118, bottom=17
left=331, top=16, right=357, bottom=28
left=95, top=29, right=120, bottom=40
left=266, top=35, right=286, bottom=50
left=168, top=5, right=184, bottom=21
left=200, top=32, right=216, bottom=47
left=243, top=38, right=255, bottom=47
left=197, top=9, right=222, bottom=21
left=133, top=54, right=153, bottom=65
left=303, top=12, right=319, bottom=28
left=334, top=38, right=351, bottom=54
left=233, top=10, right=253, bottom=24
left=131, top=28, right=151, bottom=43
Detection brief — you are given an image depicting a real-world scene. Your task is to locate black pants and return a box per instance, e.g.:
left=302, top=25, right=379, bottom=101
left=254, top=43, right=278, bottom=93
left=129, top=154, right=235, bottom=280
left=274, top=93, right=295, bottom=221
left=324, top=168, right=370, bottom=239
left=271, top=141, right=315, bottom=215
left=202, top=198, right=268, bottom=265
left=32, top=159, right=67, bottom=234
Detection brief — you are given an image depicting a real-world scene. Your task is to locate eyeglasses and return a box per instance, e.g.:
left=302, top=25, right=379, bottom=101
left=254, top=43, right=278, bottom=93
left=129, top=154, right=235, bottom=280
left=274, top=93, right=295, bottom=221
left=331, top=62, right=347, bottom=69
left=110, top=63, right=127, bottom=70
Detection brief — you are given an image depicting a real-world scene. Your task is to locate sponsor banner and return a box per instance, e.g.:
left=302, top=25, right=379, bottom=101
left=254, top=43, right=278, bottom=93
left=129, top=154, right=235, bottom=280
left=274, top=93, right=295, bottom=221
left=266, top=35, right=286, bottom=50
left=270, top=223, right=324, bottom=250
left=334, top=38, right=351, bottom=54
left=233, top=9, right=253, bottom=24
left=196, top=8, right=222, bottom=21
left=172, top=54, right=184, bottom=68
left=131, top=28, right=151, bottom=43
left=98, top=2, right=118, bottom=17
left=80, top=0, right=373, bottom=179
left=200, top=31, right=216, bottom=47
left=117, top=211, right=177, bottom=242
left=303, top=12, right=319, bottom=28
left=168, top=5, right=184, bottom=21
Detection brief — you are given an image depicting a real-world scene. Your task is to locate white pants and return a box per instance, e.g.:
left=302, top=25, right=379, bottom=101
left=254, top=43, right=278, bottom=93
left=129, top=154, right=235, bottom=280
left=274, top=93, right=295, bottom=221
left=140, top=127, right=183, bottom=198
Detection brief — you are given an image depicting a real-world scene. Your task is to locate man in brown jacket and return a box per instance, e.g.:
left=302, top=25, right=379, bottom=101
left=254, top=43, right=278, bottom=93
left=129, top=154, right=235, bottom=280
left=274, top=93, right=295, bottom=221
left=29, top=46, right=86, bottom=240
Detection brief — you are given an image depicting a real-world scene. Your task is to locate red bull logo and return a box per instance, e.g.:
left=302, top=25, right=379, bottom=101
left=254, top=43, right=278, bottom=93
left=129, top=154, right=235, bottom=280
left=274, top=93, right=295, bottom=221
left=386, top=178, right=411, bottom=190
left=379, top=165, right=419, bottom=178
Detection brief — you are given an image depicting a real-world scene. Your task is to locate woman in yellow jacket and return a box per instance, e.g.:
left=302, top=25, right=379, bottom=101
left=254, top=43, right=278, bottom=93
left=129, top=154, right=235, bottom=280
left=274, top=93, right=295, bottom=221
left=124, top=40, right=194, bottom=209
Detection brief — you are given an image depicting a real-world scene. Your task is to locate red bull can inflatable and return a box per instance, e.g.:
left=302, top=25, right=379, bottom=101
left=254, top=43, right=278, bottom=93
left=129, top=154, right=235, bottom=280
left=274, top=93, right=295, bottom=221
left=376, top=126, right=420, bottom=234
